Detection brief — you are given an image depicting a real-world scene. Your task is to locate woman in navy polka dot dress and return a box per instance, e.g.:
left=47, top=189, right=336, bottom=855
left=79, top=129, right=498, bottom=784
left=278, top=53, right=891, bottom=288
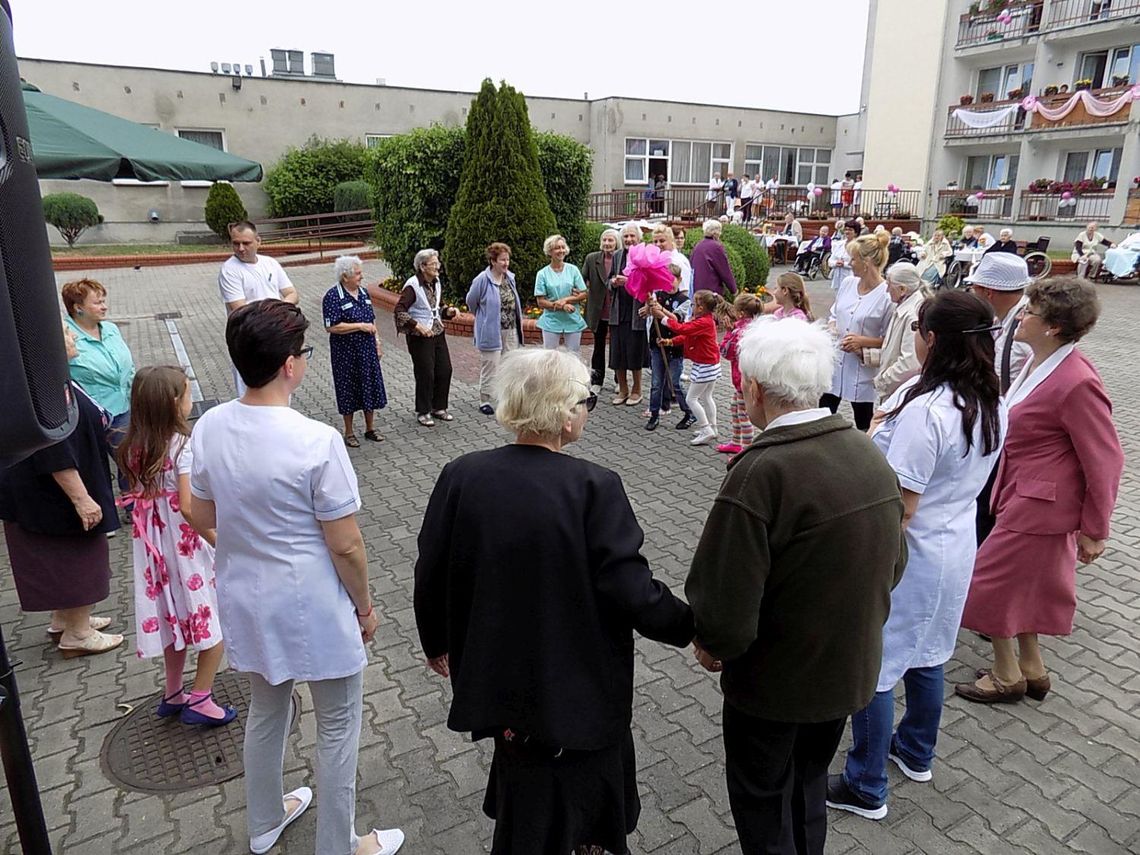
left=322, top=256, right=388, bottom=447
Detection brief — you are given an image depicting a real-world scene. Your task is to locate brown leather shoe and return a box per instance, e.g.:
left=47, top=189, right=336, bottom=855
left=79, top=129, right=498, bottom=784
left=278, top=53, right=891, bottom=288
left=955, top=674, right=1027, bottom=704
left=974, top=668, right=1051, bottom=701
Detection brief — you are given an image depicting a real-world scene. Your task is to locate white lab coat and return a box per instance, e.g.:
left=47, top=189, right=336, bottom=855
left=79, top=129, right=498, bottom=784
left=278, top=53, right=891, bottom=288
left=872, top=379, right=1007, bottom=690
left=828, top=275, right=893, bottom=402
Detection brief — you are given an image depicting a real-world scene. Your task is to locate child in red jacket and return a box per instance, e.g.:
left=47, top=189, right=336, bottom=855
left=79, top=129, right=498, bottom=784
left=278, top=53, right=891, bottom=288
left=652, top=290, right=737, bottom=446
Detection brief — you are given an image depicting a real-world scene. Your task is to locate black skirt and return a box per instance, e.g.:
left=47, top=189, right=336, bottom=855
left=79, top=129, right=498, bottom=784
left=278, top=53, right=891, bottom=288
left=608, top=324, right=648, bottom=372
left=3, top=521, right=111, bottom=612
left=483, top=729, right=640, bottom=855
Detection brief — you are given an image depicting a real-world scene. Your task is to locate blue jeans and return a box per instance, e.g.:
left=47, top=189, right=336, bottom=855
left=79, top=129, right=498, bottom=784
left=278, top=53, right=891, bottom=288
left=649, top=348, right=690, bottom=417
left=842, top=665, right=944, bottom=806
left=106, top=410, right=130, bottom=495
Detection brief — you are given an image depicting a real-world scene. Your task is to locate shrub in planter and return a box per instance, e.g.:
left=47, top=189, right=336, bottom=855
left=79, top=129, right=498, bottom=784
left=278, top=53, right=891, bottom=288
left=366, top=126, right=466, bottom=285
left=264, top=137, right=369, bottom=218
left=721, top=223, right=769, bottom=288
left=534, top=131, right=592, bottom=267
left=443, top=79, right=558, bottom=301
left=1112, top=75, right=1130, bottom=87
left=1007, top=87, right=1025, bottom=99
left=979, top=92, right=995, bottom=103
left=959, top=94, right=975, bottom=106
left=204, top=182, right=247, bottom=240
left=333, top=180, right=372, bottom=214
left=1043, top=85, right=1059, bottom=96
left=42, top=192, right=101, bottom=247
left=937, top=215, right=966, bottom=240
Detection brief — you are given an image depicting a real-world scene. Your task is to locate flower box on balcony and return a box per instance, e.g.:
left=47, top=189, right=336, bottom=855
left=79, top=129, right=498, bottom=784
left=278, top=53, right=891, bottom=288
left=960, top=95, right=975, bottom=105
left=979, top=92, right=996, bottom=103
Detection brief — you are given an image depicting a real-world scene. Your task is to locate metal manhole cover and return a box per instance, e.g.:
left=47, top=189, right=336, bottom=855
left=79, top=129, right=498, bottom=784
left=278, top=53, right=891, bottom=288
left=100, top=671, right=300, bottom=794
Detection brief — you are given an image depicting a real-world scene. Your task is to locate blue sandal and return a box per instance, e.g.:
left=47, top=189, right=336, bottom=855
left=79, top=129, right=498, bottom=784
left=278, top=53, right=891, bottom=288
left=180, top=692, right=238, bottom=727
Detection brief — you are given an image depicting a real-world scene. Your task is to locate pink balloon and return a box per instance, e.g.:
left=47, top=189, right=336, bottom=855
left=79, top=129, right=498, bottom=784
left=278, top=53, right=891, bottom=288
left=813, top=187, right=823, bottom=196
left=1061, top=191, right=1073, bottom=200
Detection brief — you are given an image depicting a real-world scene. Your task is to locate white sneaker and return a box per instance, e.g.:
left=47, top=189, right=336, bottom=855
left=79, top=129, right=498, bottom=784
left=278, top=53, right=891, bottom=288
left=690, top=427, right=716, bottom=446
left=589, top=384, right=601, bottom=394
left=355, top=828, right=405, bottom=854
left=250, top=787, right=312, bottom=854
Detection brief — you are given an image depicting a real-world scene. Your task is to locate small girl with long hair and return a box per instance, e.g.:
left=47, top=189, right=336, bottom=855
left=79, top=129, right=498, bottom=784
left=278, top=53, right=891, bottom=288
left=768, top=272, right=815, bottom=321
left=717, top=293, right=765, bottom=455
left=652, top=290, right=736, bottom=446
left=118, top=366, right=234, bottom=726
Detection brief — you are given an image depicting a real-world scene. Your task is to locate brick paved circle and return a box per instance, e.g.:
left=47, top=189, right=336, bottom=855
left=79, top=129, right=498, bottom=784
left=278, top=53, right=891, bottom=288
left=1, top=257, right=1137, bottom=854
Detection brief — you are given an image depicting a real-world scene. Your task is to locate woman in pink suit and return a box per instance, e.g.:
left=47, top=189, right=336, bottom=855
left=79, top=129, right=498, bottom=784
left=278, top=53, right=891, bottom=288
left=956, top=276, right=1123, bottom=704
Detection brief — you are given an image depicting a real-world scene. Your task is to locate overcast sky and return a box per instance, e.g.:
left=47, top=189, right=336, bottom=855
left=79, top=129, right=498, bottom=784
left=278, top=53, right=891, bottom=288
left=11, top=0, right=869, bottom=114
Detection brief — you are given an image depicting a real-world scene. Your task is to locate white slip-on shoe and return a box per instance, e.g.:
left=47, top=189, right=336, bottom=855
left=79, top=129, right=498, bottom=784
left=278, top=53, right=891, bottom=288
left=250, top=786, right=312, bottom=854
left=356, top=828, right=405, bottom=855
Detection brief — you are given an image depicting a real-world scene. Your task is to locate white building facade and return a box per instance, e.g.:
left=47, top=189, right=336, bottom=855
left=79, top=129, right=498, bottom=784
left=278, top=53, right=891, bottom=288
left=861, top=0, right=1140, bottom=243
left=19, top=57, right=861, bottom=244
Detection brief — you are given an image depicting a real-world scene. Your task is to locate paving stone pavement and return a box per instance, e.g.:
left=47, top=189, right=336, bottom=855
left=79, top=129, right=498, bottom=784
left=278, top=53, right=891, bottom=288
left=1, top=257, right=1138, bottom=854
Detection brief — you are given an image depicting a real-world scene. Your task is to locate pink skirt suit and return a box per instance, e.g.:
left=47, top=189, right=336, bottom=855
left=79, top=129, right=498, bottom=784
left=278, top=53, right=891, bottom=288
left=961, top=349, right=1123, bottom=638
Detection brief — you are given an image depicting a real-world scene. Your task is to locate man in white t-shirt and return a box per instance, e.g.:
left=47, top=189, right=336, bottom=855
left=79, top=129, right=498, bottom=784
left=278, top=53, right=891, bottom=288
left=218, top=221, right=299, bottom=394
left=218, top=221, right=299, bottom=314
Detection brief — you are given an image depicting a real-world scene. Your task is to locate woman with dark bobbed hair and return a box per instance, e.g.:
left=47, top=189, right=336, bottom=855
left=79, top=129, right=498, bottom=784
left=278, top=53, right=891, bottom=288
left=956, top=276, right=1123, bottom=705
left=828, top=290, right=1007, bottom=820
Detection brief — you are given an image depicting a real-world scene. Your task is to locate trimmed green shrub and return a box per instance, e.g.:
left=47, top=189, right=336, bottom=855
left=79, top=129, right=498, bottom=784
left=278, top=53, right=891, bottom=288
left=203, top=183, right=247, bottom=240
left=264, top=137, right=369, bottom=218
left=42, top=192, right=101, bottom=246
left=534, top=131, right=592, bottom=267
left=333, top=180, right=372, bottom=213
left=936, top=214, right=966, bottom=240
left=366, top=126, right=466, bottom=287
left=721, top=223, right=769, bottom=287
left=443, top=80, right=559, bottom=300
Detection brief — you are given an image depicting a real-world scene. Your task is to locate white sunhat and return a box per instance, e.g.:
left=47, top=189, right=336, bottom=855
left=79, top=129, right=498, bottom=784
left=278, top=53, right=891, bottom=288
left=964, top=252, right=1030, bottom=291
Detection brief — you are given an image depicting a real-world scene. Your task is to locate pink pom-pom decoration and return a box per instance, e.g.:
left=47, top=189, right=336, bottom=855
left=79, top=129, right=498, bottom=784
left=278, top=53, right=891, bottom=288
left=813, top=187, right=823, bottom=196
left=622, top=242, right=674, bottom=302
left=997, top=11, right=1012, bottom=23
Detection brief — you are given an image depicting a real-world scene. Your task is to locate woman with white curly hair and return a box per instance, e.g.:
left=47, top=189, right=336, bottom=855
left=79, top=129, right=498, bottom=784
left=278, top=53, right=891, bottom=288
left=415, top=347, right=694, bottom=855
left=395, top=249, right=459, bottom=427
left=322, top=255, right=387, bottom=446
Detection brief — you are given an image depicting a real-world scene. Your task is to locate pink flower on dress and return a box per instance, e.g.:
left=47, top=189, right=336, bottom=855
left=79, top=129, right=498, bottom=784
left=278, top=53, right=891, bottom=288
left=187, top=574, right=204, bottom=591
left=169, top=492, right=181, bottom=513
left=177, top=523, right=202, bottom=557
left=183, top=605, right=214, bottom=644
left=141, top=617, right=159, bottom=633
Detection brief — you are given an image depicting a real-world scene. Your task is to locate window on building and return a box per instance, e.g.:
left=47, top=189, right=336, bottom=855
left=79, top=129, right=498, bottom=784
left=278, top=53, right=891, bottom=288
left=365, top=134, right=391, bottom=149
left=625, top=138, right=647, bottom=184
left=796, top=148, right=832, bottom=185
left=712, top=143, right=732, bottom=179
left=964, top=153, right=1019, bottom=189
left=625, top=138, right=729, bottom=185
left=977, top=64, right=1032, bottom=99
left=744, top=144, right=763, bottom=179
left=176, top=129, right=225, bottom=150
left=1061, top=148, right=1121, bottom=184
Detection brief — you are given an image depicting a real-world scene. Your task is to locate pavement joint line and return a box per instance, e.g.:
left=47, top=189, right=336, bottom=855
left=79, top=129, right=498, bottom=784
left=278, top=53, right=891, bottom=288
left=162, top=318, right=203, bottom=403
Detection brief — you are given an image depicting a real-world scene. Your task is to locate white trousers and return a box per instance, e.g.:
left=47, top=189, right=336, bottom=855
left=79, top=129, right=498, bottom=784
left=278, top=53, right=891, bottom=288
left=245, top=670, right=364, bottom=855
left=686, top=379, right=718, bottom=430
left=541, top=330, right=582, bottom=352
left=478, top=333, right=518, bottom=402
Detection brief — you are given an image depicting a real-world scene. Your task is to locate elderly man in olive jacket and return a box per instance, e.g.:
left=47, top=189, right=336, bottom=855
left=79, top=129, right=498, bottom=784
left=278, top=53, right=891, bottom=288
left=685, top=317, right=907, bottom=855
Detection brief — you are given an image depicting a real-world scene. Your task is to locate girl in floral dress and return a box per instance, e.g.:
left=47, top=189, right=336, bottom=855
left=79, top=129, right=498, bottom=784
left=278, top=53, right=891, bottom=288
left=118, top=366, right=234, bottom=726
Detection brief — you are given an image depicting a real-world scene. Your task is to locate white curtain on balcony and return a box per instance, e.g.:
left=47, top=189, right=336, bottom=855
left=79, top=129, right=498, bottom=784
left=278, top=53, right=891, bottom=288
left=952, top=104, right=1022, bottom=128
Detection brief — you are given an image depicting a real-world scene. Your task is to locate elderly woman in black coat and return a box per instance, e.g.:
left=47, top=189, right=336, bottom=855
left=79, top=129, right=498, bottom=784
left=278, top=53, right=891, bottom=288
left=414, top=347, right=694, bottom=855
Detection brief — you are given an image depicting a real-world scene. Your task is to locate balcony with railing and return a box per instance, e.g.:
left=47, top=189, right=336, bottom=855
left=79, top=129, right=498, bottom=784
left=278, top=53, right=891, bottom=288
left=946, top=97, right=1027, bottom=137
left=937, top=189, right=1017, bottom=219
left=1026, top=85, right=1136, bottom=132
left=1019, top=189, right=1114, bottom=220
left=587, top=186, right=922, bottom=224
left=956, top=1, right=1043, bottom=48
left=946, top=84, right=1136, bottom=139
left=1045, top=0, right=1140, bottom=31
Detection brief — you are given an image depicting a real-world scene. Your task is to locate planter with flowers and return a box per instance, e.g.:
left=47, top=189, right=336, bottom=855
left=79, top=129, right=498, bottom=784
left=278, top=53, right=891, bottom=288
left=979, top=92, right=996, bottom=103
left=1074, top=78, right=1093, bottom=92
left=1007, top=87, right=1025, bottom=100
left=1043, top=85, right=1059, bottom=96
left=959, top=94, right=975, bottom=106
left=1112, top=75, right=1130, bottom=88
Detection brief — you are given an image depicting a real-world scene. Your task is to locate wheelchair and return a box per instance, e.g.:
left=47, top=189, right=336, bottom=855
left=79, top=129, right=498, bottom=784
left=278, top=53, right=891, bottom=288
left=804, top=250, right=831, bottom=281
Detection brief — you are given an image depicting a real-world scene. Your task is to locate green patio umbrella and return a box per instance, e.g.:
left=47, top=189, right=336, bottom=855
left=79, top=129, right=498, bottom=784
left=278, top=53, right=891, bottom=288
left=20, top=82, right=262, bottom=182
